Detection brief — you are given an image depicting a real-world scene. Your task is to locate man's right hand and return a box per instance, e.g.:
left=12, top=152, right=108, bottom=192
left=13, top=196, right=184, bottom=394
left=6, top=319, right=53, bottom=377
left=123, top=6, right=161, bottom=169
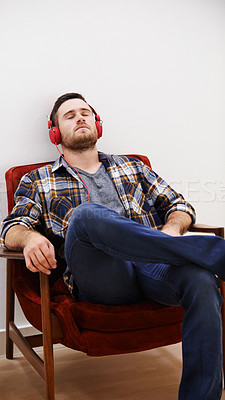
left=5, top=225, right=57, bottom=275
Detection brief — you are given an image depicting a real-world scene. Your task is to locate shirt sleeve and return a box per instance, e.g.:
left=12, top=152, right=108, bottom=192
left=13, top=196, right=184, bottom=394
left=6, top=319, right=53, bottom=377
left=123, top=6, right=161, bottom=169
left=143, top=164, right=196, bottom=225
left=0, top=173, right=43, bottom=246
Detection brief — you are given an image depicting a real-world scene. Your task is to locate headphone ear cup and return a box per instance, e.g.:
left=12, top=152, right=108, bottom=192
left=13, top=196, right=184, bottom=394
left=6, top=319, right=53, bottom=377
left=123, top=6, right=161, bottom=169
left=49, top=127, right=61, bottom=145
left=95, top=115, right=103, bottom=139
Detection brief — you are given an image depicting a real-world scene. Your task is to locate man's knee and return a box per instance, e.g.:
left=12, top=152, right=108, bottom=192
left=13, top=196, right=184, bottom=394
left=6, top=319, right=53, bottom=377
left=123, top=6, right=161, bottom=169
left=67, top=203, right=111, bottom=244
left=173, top=265, right=223, bottom=309
left=70, top=203, right=110, bottom=223
left=71, top=202, right=95, bottom=221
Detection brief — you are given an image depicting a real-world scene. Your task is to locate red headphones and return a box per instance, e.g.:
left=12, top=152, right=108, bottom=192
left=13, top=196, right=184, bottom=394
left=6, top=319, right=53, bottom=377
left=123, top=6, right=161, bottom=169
left=48, top=106, right=103, bottom=145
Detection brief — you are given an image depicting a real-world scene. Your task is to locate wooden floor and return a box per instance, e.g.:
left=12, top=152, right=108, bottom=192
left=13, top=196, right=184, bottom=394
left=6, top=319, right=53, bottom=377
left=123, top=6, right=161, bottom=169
left=0, top=343, right=224, bottom=399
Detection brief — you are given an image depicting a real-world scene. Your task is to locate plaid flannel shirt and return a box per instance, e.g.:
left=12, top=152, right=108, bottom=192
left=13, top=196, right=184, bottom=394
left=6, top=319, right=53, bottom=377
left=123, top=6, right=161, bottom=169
left=1, top=152, right=196, bottom=293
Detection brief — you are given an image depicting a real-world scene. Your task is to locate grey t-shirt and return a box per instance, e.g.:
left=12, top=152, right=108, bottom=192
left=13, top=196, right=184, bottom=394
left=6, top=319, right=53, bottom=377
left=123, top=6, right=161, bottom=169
left=76, top=163, right=126, bottom=217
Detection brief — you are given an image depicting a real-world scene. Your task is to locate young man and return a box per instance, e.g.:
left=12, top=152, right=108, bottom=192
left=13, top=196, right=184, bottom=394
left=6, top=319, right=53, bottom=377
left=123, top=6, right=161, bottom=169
left=1, top=93, right=225, bottom=399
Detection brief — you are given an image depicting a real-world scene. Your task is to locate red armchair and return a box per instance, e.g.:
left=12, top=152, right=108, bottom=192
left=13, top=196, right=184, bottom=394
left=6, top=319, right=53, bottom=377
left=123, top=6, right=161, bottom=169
left=0, top=154, right=224, bottom=400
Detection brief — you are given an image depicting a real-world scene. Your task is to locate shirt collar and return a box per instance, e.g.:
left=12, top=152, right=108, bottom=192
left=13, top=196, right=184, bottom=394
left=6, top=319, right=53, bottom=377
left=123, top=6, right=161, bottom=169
left=51, top=152, right=113, bottom=173
left=51, top=156, right=64, bottom=172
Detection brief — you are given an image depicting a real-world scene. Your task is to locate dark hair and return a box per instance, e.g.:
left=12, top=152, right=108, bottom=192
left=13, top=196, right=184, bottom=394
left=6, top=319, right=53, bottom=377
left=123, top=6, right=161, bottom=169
left=50, top=92, right=87, bottom=127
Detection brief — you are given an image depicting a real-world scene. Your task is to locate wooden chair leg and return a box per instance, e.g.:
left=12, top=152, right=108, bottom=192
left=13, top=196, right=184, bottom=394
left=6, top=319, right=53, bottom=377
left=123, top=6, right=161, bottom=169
left=40, top=272, right=55, bottom=400
left=6, top=259, right=14, bottom=359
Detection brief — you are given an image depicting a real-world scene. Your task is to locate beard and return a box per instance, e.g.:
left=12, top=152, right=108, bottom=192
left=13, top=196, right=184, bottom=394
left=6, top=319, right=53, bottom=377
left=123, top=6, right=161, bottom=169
left=61, top=130, right=98, bottom=152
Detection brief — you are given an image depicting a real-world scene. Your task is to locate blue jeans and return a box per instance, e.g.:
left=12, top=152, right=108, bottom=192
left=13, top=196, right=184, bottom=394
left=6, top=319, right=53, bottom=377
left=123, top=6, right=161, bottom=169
left=65, top=203, right=225, bottom=400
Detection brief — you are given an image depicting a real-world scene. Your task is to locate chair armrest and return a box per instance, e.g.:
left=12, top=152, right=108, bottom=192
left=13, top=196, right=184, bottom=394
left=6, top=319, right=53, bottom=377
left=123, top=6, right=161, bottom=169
left=0, top=247, right=24, bottom=260
left=189, top=224, right=224, bottom=238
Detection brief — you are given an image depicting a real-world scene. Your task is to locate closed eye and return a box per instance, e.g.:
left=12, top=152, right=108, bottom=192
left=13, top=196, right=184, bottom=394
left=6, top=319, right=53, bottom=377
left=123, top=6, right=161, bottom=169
left=63, top=108, right=92, bottom=120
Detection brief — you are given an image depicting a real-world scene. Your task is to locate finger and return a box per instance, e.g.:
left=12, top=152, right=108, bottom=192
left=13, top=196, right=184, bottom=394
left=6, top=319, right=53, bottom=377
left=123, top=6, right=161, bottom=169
left=26, top=241, right=56, bottom=269
left=33, top=247, right=55, bottom=270
left=25, top=255, right=45, bottom=274
left=30, top=250, right=54, bottom=274
left=24, top=250, right=52, bottom=275
left=44, top=242, right=57, bottom=268
left=32, top=241, right=57, bottom=269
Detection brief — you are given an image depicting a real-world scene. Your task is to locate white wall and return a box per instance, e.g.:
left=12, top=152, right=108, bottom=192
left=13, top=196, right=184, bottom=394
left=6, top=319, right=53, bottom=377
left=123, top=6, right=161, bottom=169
left=0, top=0, right=225, bottom=337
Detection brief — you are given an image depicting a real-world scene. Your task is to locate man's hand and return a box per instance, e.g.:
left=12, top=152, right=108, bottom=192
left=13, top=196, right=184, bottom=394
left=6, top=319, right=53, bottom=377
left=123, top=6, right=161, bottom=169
left=23, top=231, right=57, bottom=274
left=5, top=225, right=57, bottom=275
left=161, top=211, right=192, bottom=237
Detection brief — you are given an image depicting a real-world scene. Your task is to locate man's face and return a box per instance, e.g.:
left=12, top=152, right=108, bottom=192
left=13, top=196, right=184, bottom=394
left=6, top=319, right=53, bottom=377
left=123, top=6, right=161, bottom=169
left=57, top=98, right=98, bottom=151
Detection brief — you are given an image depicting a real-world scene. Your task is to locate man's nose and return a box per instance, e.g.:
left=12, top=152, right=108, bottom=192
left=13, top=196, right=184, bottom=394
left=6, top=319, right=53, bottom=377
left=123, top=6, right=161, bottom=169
left=76, top=113, right=85, bottom=123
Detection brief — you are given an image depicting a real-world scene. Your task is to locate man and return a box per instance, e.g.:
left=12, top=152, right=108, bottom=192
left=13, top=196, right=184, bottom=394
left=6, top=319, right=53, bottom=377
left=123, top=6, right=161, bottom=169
left=1, top=92, right=225, bottom=399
